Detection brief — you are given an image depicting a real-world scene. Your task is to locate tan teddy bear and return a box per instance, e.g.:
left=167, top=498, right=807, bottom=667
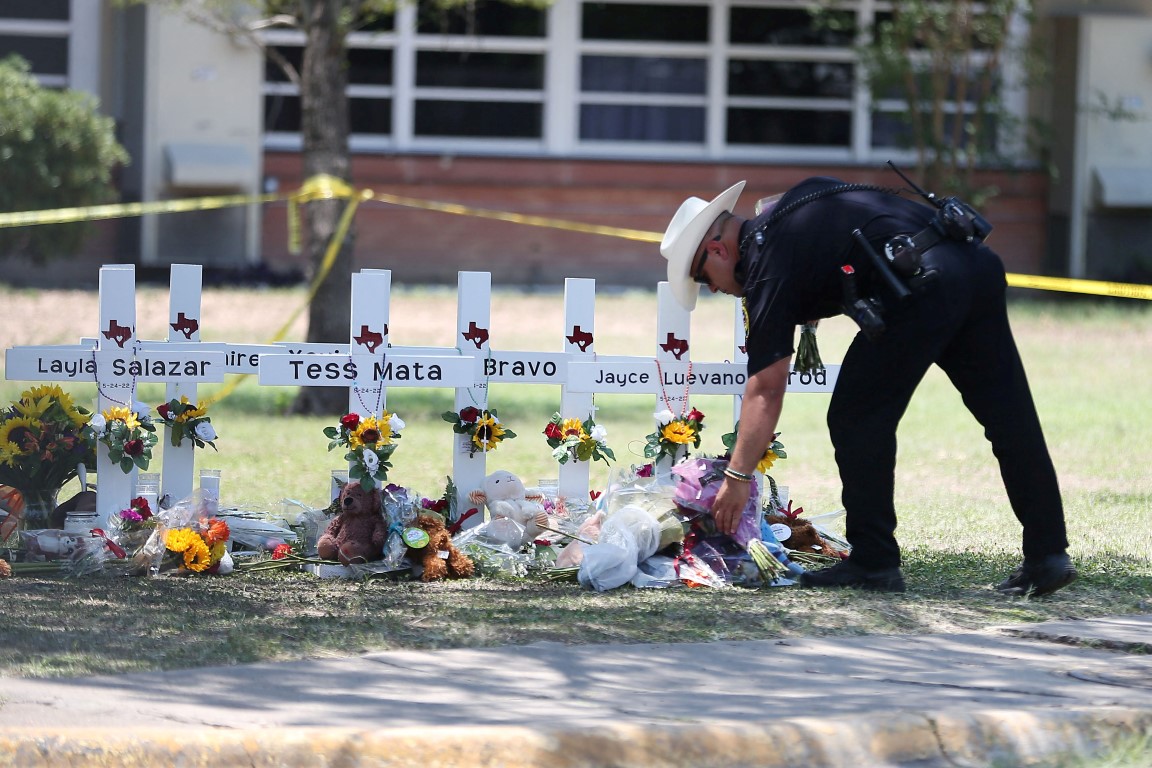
left=405, top=512, right=475, bottom=582
left=317, top=482, right=389, bottom=565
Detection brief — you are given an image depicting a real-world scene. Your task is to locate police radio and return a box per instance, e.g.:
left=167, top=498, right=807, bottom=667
left=886, top=161, right=993, bottom=244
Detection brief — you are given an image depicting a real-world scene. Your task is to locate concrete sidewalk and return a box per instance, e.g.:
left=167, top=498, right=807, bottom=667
left=1, top=615, right=1150, bottom=767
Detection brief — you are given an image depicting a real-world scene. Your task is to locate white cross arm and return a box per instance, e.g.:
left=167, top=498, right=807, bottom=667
left=5, top=346, right=225, bottom=383
left=566, top=360, right=840, bottom=395
left=258, top=353, right=476, bottom=388
left=162, top=342, right=285, bottom=375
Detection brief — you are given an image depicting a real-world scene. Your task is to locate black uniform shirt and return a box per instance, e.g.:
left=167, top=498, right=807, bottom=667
left=741, top=177, right=937, bottom=376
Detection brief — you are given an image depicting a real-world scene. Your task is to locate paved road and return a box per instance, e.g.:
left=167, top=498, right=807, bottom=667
left=1, top=615, right=1150, bottom=766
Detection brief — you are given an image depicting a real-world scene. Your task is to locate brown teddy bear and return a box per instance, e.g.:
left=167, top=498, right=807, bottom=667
left=766, top=502, right=847, bottom=559
left=317, top=482, right=389, bottom=565
left=405, top=512, right=475, bottom=581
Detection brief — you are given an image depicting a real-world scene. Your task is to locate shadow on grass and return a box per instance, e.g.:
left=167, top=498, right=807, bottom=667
left=1, top=545, right=1147, bottom=679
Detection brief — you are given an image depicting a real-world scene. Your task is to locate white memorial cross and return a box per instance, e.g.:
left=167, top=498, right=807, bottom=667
left=257, top=270, right=476, bottom=505
left=566, top=282, right=841, bottom=477
left=4, top=265, right=225, bottom=527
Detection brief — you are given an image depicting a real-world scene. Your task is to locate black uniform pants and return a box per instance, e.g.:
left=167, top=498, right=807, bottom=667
left=826, top=241, right=1068, bottom=570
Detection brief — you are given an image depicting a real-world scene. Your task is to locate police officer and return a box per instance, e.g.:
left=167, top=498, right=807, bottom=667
left=659, top=176, right=1076, bottom=596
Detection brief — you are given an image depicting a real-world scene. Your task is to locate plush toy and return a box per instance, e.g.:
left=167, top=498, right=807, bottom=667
left=405, top=512, right=475, bottom=581
left=765, top=503, right=846, bottom=558
left=317, top=482, right=389, bottom=565
left=468, top=470, right=548, bottom=549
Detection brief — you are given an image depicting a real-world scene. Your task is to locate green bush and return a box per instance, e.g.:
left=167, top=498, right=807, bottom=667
left=0, top=54, right=130, bottom=262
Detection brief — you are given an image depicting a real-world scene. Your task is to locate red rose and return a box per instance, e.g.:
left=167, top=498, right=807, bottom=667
left=459, top=406, right=480, bottom=423
left=124, top=439, right=144, bottom=457
left=543, top=422, right=563, bottom=440
left=131, top=496, right=152, bottom=520
left=272, top=543, right=293, bottom=560
left=340, top=413, right=360, bottom=430
left=688, top=408, right=705, bottom=423
left=156, top=403, right=172, bottom=420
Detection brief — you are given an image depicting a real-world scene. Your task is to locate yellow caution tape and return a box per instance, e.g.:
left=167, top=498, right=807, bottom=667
left=1007, top=273, right=1152, bottom=301
left=2, top=175, right=1149, bottom=305
left=204, top=181, right=372, bottom=405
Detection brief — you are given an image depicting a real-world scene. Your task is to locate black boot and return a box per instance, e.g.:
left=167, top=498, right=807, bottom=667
left=799, top=560, right=906, bottom=593
left=996, top=552, right=1077, bottom=597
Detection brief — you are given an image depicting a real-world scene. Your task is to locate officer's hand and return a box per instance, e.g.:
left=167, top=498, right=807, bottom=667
left=712, top=478, right=753, bottom=535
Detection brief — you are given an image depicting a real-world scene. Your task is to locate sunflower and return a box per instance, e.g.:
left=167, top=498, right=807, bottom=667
left=171, top=396, right=207, bottom=423
left=104, top=406, right=140, bottom=431
left=349, top=416, right=392, bottom=449
left=560, top=417, right=588, bottom=441
left=472, top=412, right=506, bottom=452
left=661, top=421, right=696, bottom=445
left=16, top=385, right=86, bottom=427
left=0, top=416, right=38, bottom=462
left=756, top=449, right=779, bottom=474
left=165, top=528, right=212, bottom=572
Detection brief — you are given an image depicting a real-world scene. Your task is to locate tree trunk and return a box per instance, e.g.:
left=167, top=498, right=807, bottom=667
left=290, top=0, right=355, bottom=415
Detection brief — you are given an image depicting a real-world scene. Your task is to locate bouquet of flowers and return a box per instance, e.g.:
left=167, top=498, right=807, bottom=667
left=543, top=413, right=614, bottom=465
left=110, top=495, right=157, bottom=549
left=0, top=385, right=96, bottom=521
left=643, top=407, right=705, bottom=464
left=794, top=322, right=825, bottom=376
left=154, top=396, right=218, bottom=450
left=158, top=516, right=231, bottom=574
left=82, top=404, right=158, bottom=474
left=441, top=406, right=515, bottom=456
left=323, top=411, right=404, bottom=490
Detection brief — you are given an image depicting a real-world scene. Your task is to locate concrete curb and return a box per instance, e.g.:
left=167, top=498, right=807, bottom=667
left=2, top=706, right=1150, bottom=767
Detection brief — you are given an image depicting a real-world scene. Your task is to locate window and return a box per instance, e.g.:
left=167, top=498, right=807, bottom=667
left=258, top=0, right=1023, bottom=163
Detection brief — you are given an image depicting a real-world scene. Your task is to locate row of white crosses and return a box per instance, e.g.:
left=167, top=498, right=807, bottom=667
left=5, top=264, right=840, bottom=530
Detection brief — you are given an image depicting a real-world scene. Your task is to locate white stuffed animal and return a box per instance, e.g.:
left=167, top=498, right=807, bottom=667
left=468, top=470, right=548, bottom=549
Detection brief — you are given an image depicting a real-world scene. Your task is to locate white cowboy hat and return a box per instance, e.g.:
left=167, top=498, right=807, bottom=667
left=660, top=180, right=746, bottom=311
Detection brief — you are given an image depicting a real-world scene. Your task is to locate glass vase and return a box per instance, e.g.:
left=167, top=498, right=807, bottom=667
left=18, top=487, right=61, bottom=531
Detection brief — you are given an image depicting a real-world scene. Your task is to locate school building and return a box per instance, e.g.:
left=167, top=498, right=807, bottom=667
left=3, top=0, right=1152, bottom=287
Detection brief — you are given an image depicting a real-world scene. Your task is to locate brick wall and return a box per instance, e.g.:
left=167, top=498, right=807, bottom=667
left=263, top=154, right=1049, bottom=288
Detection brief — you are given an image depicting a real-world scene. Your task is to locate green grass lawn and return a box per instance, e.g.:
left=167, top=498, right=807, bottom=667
left=0, top=285, right=1149, bottom=678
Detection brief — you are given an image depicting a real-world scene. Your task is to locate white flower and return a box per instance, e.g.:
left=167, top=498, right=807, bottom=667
left=132, top=401, right=150, bottom=419
left=194, top=421, right=217, bottom=442
left=361, top=449, right=380, bottom=474
left=653, top=409, right=675, bottom=426
left=389, top=414, right=406, bottom=432
left=590, top=425, right=609, bottom=444
left=89, top=413, right=107, bottom=436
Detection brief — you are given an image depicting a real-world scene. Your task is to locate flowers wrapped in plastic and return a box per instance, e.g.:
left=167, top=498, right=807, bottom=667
left=671, top=455, right=804, bottom=587
left=133, top=491, right=232, bottom=576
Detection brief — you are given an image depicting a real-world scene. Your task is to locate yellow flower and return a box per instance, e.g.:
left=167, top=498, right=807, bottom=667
left=15, top=386, right=87, bottom=427
left=349, top=416, right=391, bottom=449
left=104, top=406, right=140, bottom=431
left=472, top=413, right=506, bottom=452
left=661, top=421, right=696, bottom=445
left=172, top=396, right=208, bottom=423
left=560, top=418, right=588, bottom=441
left=0, top=416, right=37, bottom=463
left=165, top=528, right=211, bottom=572
left=756, top=449, right=779, bottom=474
